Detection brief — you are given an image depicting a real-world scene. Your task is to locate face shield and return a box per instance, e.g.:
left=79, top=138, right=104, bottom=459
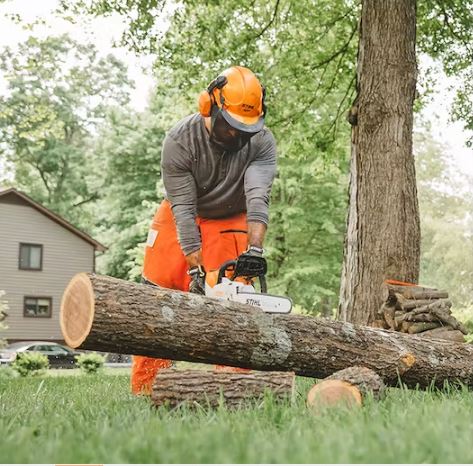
left=209, top=110, right=261, bottom=152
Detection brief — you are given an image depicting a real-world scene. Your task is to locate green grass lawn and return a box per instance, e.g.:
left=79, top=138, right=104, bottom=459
left=1, top=370, right=473, bottom=463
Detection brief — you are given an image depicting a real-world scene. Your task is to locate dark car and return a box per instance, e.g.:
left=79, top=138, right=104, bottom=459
left=0, top=341, right=79, bottom=368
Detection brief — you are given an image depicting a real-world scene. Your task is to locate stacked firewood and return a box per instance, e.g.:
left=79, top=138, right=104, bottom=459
left=374, top=282, right=467, bottom=343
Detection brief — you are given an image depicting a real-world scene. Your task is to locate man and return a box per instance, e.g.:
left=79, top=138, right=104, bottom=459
left=131, top=65, right=277, bottom=395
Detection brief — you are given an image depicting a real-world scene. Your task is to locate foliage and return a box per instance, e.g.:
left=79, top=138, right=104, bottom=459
left=417, top=1, right=473, bottom=144
left=266, top=153, right=348, bottom=314
left=2, top=374, right=473, bottom=462
left=0, top=34, right=133, bottom=230
left=414, top=128, right=473, bottom=310
left=90, top=84, right=190, bottom=280
left=75, top=352, right=105, bottom=374
left=11, top=352, right=49, bottom=377
left=60, top=0, right=473, bottom=141
left=454, top=304, right=473, bottom=343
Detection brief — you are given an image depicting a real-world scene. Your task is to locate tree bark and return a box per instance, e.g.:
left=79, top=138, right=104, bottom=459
left=60, top=273, right=473, bottom=389
left=338, top=0, right=420, bottom=325
left=150, top=369, right=295, bottom=408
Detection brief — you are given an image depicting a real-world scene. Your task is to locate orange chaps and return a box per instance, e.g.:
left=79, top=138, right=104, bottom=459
left=131, top=200, right=250, bottom=395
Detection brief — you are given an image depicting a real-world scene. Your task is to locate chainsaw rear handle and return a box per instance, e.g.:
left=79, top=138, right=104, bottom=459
left=217, top=260, right=268, bottom=293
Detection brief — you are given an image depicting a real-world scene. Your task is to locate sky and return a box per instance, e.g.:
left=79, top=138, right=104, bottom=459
left=0, top=0, right=472, bottom=179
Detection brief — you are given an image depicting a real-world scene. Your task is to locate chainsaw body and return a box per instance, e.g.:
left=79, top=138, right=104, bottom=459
left=205, top=260, right=292, bottom=314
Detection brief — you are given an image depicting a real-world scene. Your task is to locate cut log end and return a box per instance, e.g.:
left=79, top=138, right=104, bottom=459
left=60, top=272, right=95, bottom=348
left=306, top=380, right=362, bottom=412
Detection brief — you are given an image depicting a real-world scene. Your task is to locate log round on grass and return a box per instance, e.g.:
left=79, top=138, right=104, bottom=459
left=60, top=273, right=473, bottom=389
left=151, top=369, right=295, bottom=408
left=307, top=380, right=362, bottom=411
left=306, top=366, right=384, bottom=413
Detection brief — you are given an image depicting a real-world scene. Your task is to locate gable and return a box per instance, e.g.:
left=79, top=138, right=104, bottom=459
left=0, top=188, right=106, bottom=251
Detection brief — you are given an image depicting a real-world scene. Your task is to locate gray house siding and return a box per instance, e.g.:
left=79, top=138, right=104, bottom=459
left=0, top=199, right=95, bottom=341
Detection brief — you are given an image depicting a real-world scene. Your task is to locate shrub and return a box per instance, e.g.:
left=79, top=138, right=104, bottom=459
left=76, top=352, right=105, bottom=374
left=11, top=351, right=49, bottom=377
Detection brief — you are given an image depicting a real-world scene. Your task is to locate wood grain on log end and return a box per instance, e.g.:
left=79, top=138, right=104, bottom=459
left=307, top=380, right=362, bottom=413
left=60, top=272, right=95, bottom=348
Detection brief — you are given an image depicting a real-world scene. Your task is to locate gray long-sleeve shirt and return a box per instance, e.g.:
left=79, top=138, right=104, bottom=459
left=161, top=113, right=277, bottom=255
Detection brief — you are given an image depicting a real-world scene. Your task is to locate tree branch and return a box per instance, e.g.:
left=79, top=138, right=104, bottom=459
left=272, top=25, right=357, bottom=128
left=72, top=193, right=99, bottom=208
left=325, top=73, right=356, bottom=138
left=252, top=0, right=281, bottom=39
left=311, top=25, right=357, bottom=71
left=436, top=0, right=473, bottom=59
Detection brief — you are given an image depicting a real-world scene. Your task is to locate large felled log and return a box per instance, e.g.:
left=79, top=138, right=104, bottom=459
left=150, top=369, right=294, bottom=408
left=60, top=273, right=473, bottom=389
left=307, top=367, right=384, bottom=413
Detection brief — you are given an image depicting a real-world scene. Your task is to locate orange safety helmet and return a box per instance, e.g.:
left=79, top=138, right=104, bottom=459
left=198, top=66, right=266, bottom=133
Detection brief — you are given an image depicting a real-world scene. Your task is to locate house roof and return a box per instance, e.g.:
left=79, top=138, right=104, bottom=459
left=0, top=187, right=106, bottom=252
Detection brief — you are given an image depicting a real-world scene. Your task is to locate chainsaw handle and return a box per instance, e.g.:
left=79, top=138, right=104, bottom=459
left=217, top=260, right=237, bottom=285
left=217, top=260, right=267, bottom=293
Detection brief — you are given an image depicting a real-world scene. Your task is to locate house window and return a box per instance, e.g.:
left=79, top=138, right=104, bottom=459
left=19, top=243, right=43, bottom=270
left=24, top=297, right=52, bottom=318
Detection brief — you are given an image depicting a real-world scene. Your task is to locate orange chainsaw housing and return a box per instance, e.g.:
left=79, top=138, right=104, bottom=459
left=132, top=200, right=251, bottom=395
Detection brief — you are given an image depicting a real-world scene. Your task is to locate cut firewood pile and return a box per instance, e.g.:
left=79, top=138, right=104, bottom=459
left=374, top=281, right=468, bottom=343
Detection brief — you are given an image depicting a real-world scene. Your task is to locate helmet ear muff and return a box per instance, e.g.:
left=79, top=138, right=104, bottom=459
left=198, top=75, right=228, bottom=117
left=198, top=90, right=212, bottom=117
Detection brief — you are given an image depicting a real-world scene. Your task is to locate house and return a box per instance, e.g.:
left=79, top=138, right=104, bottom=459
left=0, top=188, right=106, bottom=343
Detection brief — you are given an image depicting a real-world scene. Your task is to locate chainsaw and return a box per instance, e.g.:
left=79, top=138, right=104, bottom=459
left=205, top=259, right=292, bottom=314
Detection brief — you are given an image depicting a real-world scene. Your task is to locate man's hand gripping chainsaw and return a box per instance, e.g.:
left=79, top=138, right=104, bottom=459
left=204, top=258, right=292, bottom=314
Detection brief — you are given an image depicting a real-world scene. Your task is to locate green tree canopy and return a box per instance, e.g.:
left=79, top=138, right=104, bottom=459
left=415, top=128, right=473, bottom=309
left=0, top=34, right=133, bottom=229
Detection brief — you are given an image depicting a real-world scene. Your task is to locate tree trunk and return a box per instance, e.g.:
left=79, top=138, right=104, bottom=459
left=338, top=0, right=420, bottom=325
left=307, top=366, right=384, bottom=413
left=150, top=369, right=295, bottom=408
left=61, top=273, right=473, bottom=389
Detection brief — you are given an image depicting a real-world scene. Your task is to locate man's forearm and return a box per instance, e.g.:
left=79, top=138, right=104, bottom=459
left=185, top=248, right=203, bottom=268
left=247, top=221, right=267, bottom=249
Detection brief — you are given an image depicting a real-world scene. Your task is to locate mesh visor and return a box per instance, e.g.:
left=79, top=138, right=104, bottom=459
left=221, top=108, right=265, bottom=133
left=210, top=110, right=260, bottom=151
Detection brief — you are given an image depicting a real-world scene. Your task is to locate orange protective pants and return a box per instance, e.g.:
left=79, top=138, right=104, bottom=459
left=131, top=200, right=250, bottom=395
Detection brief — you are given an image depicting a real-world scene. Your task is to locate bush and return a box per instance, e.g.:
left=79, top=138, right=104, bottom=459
left=76, top=352, right=105, bottom=374
left=11, top=352, right=49, bottom=377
